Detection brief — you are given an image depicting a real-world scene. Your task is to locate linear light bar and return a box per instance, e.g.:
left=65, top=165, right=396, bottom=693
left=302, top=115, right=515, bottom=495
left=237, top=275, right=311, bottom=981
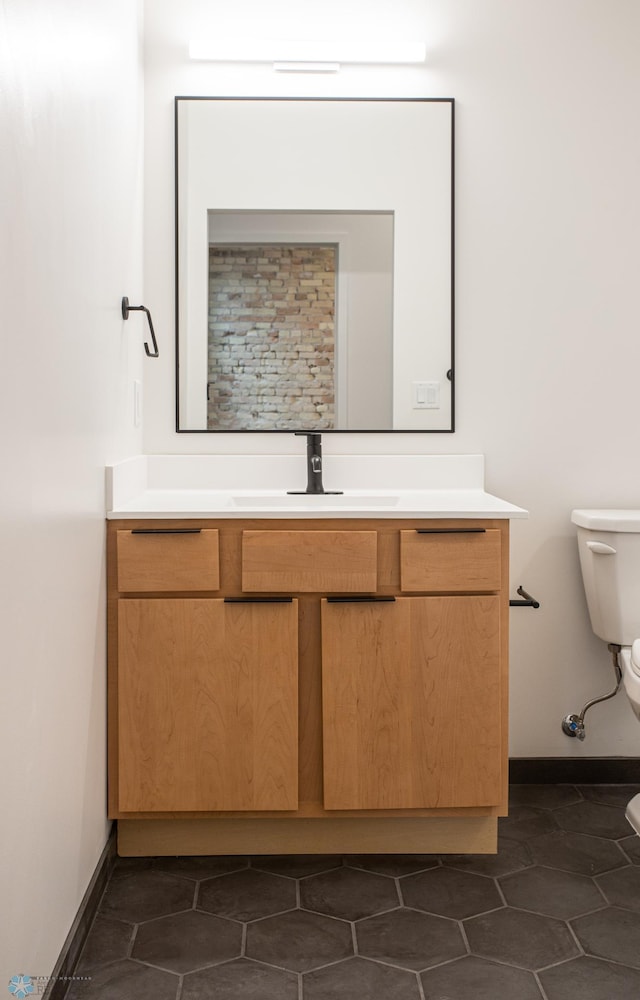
left=188, top=37, right=426, bottom=66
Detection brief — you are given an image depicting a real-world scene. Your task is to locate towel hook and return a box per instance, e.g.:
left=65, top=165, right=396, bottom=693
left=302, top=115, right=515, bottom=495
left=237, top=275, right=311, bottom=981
left=121, top=297, right=159, bottom=358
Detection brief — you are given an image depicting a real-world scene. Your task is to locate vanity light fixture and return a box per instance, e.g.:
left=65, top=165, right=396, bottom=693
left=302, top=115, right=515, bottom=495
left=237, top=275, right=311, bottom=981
left=188, top=37, right=426, bottom=72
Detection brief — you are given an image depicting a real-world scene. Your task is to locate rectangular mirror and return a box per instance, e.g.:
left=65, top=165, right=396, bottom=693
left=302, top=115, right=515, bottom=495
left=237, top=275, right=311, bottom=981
left=176, top=97, right=454, bottom=432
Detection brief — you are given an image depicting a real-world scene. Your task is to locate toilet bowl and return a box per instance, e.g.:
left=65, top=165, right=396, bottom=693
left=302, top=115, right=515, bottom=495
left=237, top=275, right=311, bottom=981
left=571, top=509, right=640, bottom=836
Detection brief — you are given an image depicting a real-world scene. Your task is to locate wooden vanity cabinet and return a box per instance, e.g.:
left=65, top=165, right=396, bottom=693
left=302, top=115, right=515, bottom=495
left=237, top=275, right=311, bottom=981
left=107, top=518, right=510, bottom=856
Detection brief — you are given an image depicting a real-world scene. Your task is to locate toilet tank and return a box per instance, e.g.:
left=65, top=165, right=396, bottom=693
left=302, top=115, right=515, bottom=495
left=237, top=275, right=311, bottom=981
left=572, top=510, right=640, bottom=645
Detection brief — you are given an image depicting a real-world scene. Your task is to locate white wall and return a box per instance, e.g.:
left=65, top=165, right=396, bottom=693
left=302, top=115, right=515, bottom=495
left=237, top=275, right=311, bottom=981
left=0, top=0, right=143, bottom=983
left=143, top=0, right=640, bottom=760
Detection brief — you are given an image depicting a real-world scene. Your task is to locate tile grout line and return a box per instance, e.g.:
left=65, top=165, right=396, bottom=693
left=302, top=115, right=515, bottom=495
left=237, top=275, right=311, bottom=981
left=395, top=875, right=405, bottom=908
left=457, top=918, right=472, bottom=958
left=493, top=875, right=508, bottom=907
left=192, top=881, right=200, bottom=912
left=535, top=953, right=591, bottom=977
left=128, top=923, right=140, bottom=954
left=493, top=901, right=609, bottom=921
left=241, top=921, right=247, bottom=957
left=533, top=969, right=551, bottom=1000
left=344, top=954, right=431, bottom=976
left=563, top=914, right=587, bottom=959
left=584, top=954, right=640, bottom=973
left=416, top=953, right=469, bottom=974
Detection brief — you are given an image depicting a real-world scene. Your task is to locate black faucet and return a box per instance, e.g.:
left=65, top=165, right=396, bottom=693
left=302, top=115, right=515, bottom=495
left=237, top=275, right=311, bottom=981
left=287, top=433, right=343, bottom=495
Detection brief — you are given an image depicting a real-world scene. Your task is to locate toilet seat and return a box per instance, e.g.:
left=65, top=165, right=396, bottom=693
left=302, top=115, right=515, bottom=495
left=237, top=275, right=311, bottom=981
left=620, top=646, right=640, bottom=719
left=619, top=646, right=640, bottom=835
left=627, top=793, right=640, bottom=836
left=632, top=639, right=640, bottom=676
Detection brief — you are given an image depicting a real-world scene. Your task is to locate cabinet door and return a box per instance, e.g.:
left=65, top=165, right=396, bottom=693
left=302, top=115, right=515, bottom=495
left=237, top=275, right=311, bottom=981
left=118, top=598, right=298, bottom=812
left=321, top=596, right=501, bottom=810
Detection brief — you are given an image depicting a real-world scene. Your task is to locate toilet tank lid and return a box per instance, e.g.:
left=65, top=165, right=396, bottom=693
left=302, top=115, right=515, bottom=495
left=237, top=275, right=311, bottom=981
left=571, top=509, right=640, bottom=531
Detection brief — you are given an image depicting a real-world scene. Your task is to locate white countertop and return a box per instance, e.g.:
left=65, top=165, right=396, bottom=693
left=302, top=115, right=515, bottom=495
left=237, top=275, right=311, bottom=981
left=109, top=487, right=526, bottom=519
left=106, top=455, right=528, bottom=520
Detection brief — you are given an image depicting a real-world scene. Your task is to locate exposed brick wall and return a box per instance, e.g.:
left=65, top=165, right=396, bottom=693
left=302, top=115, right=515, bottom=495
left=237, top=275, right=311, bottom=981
left=207, top=244, right=336, bottom=430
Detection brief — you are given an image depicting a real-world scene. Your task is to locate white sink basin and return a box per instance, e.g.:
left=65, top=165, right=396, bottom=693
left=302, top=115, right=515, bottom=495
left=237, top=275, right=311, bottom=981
left=231, top=493, right=399, bottom=508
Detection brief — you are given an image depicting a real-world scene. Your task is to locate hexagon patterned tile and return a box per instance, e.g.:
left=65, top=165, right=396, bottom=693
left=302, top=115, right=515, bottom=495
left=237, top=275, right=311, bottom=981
left=198, top=868, right=296, bottom=922
left=68, top=784, right=640, bottom=1000
left=300, top=866, right=399, bottom=921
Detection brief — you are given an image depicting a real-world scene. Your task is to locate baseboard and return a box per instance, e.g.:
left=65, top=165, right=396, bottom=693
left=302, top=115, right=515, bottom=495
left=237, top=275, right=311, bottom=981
left=42, top=825, right=117, bottom=1000
left=509, top=757, right=640, bottom=784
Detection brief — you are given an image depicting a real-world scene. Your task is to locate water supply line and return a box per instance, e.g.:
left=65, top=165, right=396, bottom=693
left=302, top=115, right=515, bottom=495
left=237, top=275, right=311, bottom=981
left=562, top=643, right=623, bottom=740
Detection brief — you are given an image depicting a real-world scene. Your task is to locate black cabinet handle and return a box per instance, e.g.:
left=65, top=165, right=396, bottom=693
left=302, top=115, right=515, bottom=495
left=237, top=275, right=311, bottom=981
left=224, top=597, right=293, bottom=604
left=131, top=528, right=202, bottom=534
left=415, top=528, right=486, bottom=534
left=326, top=596, right=396, bottom=603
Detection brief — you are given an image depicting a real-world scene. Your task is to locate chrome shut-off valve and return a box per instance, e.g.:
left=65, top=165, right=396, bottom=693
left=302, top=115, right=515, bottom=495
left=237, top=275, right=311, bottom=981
left=561, top=644, right=622, bottom=742
left=562, top=714, right=586, bottom=740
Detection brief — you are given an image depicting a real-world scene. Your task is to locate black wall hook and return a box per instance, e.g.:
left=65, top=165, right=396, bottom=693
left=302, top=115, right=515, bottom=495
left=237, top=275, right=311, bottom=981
left=509, top=585, right=540, bottom=609
left=121, top=297, right=159, bottom=358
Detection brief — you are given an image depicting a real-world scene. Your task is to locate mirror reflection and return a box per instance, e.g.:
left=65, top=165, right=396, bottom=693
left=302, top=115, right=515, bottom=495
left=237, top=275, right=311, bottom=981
left=176, top=98, right=454, bottom=432
left=206, top=210, right=394, bottom=430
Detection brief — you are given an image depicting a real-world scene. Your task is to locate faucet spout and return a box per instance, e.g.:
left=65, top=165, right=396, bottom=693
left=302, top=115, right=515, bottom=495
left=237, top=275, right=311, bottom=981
left=287, top=432, right=343, bottom=496
left=305, top=435, right=323, bottom=493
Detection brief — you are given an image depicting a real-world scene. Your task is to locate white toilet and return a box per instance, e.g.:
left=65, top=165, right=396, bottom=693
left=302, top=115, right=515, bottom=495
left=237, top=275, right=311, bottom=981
left=571, top=508, right=640, bottom=836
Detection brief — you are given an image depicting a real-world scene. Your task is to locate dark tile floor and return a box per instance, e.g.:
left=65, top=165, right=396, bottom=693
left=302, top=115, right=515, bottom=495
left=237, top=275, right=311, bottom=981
left=67, top=785, right=640, bottom=1000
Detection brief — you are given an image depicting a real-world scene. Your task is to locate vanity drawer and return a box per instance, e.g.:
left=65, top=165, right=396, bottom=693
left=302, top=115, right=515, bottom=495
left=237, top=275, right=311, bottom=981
left=400, top=528, right=501, bottom=593
left=242, top=530, right=378, bottom=593
left=117, top=529, right=220, bottom=593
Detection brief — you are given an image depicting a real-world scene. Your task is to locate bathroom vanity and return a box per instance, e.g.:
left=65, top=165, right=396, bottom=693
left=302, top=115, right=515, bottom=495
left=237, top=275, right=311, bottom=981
left=106, top=455, right=526, bottom=856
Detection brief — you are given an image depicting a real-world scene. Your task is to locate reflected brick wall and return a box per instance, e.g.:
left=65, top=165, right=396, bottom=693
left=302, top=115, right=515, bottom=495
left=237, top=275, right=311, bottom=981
left=207, top=245, right=336, bottom=430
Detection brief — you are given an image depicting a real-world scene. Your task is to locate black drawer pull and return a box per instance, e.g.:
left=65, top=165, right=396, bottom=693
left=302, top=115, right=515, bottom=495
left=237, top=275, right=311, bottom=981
left=326, top=596, right=396, bottom=603
left=224, top=597, right=293, bottom=604
left=415, top=528, right=486, bottom=534
left=130, top=528, right=202, bottom=535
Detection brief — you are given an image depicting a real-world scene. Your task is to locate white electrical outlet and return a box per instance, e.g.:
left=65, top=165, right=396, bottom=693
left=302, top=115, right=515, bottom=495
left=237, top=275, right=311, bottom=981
left=412, top=381, right=440, bottom=409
